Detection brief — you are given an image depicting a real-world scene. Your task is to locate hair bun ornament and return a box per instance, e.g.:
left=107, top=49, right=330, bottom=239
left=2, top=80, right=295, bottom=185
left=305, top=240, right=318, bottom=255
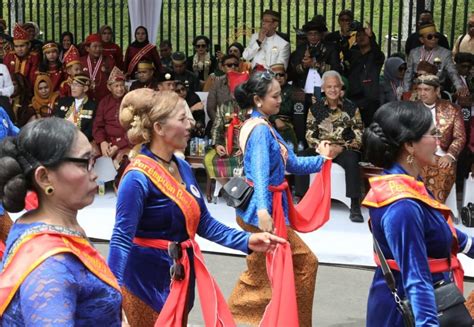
left=131, top=115, right=140, bottom=128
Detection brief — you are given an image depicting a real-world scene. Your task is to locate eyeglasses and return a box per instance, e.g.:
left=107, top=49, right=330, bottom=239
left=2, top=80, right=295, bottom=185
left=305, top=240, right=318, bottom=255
left=274, top=72, right=285, bottom=78
left=195, top=44, right=207, bottom=48
left=225, top=62, right=239, bottom=68
left=168, top=242, right=185, bottom=281
left=62, top=156, right=96, bottom=171
left=339, top=18, right=352, bottom=22
left=422, top=128, right=441, bottom=139
left=425, top=33, right=440, bottom=40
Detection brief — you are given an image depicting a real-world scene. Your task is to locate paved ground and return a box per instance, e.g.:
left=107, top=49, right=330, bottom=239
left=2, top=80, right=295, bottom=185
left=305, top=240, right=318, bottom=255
left=95, top=242, right=474, bottom=327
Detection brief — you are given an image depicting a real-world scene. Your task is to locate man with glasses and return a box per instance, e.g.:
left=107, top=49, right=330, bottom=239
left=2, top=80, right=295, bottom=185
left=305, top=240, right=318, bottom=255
left=405, top=10, right=450, bottom=56
left=129, top=60, right=158, bottom=91
left=242, top=9, right=290, bottom=69
left=55, top=73, right=96, bottom=142
left=404, top=22, right=468, bottom=97
left=453, top=12, right=474, bottom=56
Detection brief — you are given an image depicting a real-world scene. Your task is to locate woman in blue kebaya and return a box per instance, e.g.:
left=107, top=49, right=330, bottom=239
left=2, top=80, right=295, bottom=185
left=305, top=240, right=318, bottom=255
left=362, top=101, right=474, bottom=326
left=107, top=88, right=284, bottom=326
left=227, top=70, right=336, bottom=327
left=0, top=118, right=122, bottom=326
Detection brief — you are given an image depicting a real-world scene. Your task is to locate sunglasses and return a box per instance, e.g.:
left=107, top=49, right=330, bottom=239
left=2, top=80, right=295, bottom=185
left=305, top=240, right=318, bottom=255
left=225, top=62, right=239, bottom=68
left=62, top=156, right=96, bottom=171
left=425, top=33, right=439, bottom=40
left=274, top=72, right=285, bottom=78
left=398, top=65, right=407, bottom=72
left=175, top=87, right=186, bottom=93
left=168, top=242, right=185, bottom=281
left=195, top=44, right=207, bottom=48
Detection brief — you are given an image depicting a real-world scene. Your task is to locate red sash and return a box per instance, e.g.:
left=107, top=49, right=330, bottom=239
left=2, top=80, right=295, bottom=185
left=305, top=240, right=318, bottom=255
left=127, top=44, right=155, bottom=76
left=124, top=155, right=235, bottom=326
left=0, top=241, right=4, bottom=260
left=362, top=174, right=464, bottom=292
left=0, top=230, right=120, bottom=316
left=260, top=161, right=332, bottom=326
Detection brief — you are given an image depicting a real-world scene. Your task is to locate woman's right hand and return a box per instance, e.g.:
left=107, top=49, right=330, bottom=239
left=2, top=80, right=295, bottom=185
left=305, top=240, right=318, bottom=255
left=257, top=209, right=275, bottom=233
left=215, top=145, right=227, bottom=157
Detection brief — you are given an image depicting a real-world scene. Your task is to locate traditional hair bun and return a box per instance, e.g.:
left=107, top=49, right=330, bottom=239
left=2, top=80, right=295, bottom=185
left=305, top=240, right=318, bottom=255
left=0, top=139, right=27, bottom=212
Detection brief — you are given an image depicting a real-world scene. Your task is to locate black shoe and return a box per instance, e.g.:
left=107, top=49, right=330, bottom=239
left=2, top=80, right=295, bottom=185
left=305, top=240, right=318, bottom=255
left=349, top=198, right=364, bottom=223
left=349, top=210, right=364, bottom=223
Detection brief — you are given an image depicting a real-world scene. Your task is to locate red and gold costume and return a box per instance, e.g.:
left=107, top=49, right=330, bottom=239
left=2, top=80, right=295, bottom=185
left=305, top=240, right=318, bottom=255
left=420, top=99, right=466, bottom=203
left=80, top=34, right=115, bottom=103
left=59, top=45, right=82, bottom=97
left=3, top=24, right=40, bottom=88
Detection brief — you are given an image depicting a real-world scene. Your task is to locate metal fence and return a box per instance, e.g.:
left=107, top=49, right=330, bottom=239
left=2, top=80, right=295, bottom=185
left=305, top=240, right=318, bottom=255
left=0, top=0, right=471, bottom=56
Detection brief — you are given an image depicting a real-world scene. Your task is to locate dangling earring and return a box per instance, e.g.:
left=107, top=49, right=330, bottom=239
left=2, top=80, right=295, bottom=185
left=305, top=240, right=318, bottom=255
left=45, top=185, right=55, bottom=195
left=406, top=154, right=414, bottom=165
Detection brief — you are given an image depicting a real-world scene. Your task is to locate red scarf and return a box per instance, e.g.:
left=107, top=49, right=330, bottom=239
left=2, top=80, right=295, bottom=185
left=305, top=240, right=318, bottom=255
left=124, top=155, right=235, bottom=326
left=127, top=43, right=155, bottom=76
left=226, top=113, right=241, bottom=155
left=259, top=160, right=332, bottom=326
left=363, top=174, right=464, bottom=292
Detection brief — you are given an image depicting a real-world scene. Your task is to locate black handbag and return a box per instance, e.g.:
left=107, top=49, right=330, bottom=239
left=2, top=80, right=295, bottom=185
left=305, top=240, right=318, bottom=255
left=461, top=203, right=474, bottom=227
left=222, top=177, right=253, bottom=210
left=373, top=234, right=473, bottom=327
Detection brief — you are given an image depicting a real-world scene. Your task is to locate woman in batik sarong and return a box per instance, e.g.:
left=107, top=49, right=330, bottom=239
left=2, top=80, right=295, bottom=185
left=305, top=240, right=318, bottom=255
left=107, top=88, right=284, bottom=327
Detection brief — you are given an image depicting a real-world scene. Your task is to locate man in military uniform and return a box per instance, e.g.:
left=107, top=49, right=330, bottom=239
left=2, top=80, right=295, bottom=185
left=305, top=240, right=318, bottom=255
left=80, top=33, right=115, bottom=103
left=129, top=60, right=159, bottom=91
left=171, top=51, right=200, bottom=92
left=59, top=45, right=83, bottom=97
left=3, top=23, right=39, bottom=89
left=269, top=63, right=305, bottom=148
left=55, top=73, right=96, bottom=142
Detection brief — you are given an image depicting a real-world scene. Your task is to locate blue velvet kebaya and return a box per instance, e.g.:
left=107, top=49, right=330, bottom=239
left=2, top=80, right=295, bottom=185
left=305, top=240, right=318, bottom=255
left=366, top=163, right=474, bottom=326
left=107, top=145, right=251, bottom=313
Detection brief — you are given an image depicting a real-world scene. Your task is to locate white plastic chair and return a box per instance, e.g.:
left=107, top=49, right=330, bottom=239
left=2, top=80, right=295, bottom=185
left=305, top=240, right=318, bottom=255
left=310, top=162, right=351, bottom=209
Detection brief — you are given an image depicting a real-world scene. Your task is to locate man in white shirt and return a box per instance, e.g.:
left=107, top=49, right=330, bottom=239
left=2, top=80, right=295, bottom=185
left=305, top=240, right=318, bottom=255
left=243, top=9, right=290, bottom=69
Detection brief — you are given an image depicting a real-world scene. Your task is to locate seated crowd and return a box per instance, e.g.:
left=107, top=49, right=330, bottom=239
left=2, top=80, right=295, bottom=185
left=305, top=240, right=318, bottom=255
left=0, top=9, right=472, bottom=226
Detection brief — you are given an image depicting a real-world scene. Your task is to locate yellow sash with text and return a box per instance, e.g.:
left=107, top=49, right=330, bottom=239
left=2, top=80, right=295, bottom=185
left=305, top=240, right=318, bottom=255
left=124, top=154, right=201, bottom=238
left=0, top=231, right=120, bottom=316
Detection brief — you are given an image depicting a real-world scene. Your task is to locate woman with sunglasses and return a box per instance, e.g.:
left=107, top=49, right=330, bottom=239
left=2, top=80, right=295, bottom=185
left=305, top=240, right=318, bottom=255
left=415, top=74, right=466, bottom=204
left=206, top=54, right=241, bottom=133
left=227, top=70, right=334, bottom=327
left=0, top=118, right=123, bottom=325
left=363, top=101, right=474, bottom=326
left=186, top=35, right=217, bottom=88
left=108, top=88, right=285, bottom=326
left=204, top=70, right=251, bottom=202
left=175, top=80, right=205, bottom=137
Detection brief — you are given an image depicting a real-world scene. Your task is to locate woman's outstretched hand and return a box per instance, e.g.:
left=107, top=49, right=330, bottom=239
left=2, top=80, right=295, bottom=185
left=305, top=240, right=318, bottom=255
left=248, top=232, right=287, bottom=252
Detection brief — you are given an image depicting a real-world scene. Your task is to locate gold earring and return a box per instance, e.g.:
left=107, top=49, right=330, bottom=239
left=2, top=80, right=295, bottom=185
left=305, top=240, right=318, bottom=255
left=406, top=154, right=414, bottom=165
left=45, top=186, right=54, bottom=195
